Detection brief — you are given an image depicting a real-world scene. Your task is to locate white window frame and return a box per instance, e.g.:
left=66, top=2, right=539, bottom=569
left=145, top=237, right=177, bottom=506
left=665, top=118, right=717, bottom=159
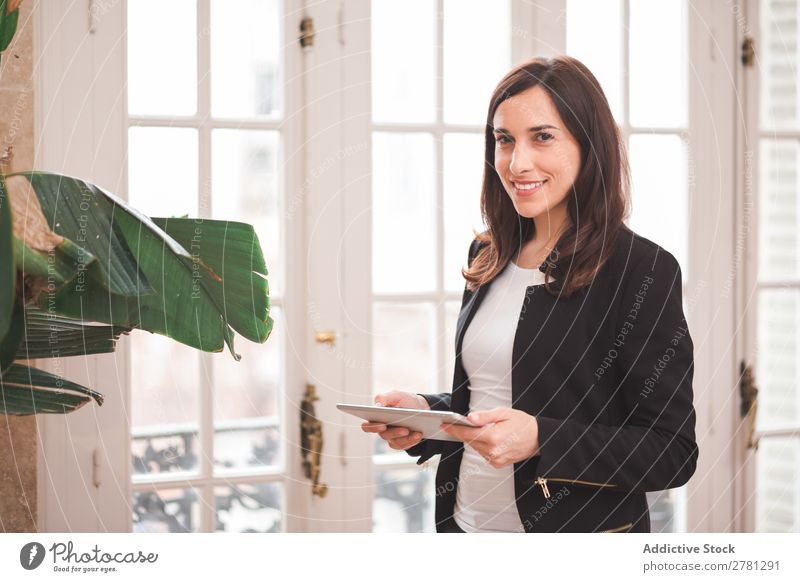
left=32, top=0, right=745, bottom=533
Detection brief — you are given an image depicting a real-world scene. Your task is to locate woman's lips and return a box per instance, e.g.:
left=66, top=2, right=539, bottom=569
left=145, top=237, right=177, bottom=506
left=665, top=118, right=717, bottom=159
left=512, top=180, right=546, bottom=197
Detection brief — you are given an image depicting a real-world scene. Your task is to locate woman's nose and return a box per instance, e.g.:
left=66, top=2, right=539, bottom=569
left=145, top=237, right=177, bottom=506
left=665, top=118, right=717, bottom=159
left=509, top=146, right=535, bottom=175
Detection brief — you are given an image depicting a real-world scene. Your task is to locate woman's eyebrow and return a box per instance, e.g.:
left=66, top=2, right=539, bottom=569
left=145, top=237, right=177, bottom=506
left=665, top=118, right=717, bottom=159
left=493, top=124, right=558, bottom=134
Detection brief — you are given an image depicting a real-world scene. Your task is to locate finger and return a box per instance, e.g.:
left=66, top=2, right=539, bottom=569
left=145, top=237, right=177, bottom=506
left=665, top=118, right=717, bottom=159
left=361, top=422, right=387, bottom=432
left=382, top=426, right=411, bottom=439
left=374, top=391, right=401, bottom=407
left=441, top=423, right=485, bottom=442
left=388, top=432, right=423, bottom=449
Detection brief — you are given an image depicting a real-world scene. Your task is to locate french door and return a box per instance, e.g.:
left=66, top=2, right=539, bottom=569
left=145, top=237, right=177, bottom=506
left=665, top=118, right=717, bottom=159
left=34, top=0, right=743, bottom=533
left=743, top=0, right=800, bottom=533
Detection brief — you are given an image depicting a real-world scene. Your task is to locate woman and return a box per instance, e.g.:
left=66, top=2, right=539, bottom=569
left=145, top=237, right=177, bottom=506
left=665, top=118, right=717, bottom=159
left=362, top=55, right=698, bottom=533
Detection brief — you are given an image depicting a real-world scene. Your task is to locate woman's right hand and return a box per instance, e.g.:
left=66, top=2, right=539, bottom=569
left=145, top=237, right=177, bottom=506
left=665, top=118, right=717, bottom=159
left=361, top=390, right=430, bottom=451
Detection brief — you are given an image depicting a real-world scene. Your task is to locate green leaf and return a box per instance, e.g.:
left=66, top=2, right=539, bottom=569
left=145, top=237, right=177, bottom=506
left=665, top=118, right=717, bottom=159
left=151, top=217, right=273, bottom=344
left=12, top=234, right=88, bottom=284
left=9, top=172, right=154, bottom=296
left=0, top=1, right=20, bottom=54
left=15, top=305, right=133, bottom=359
left=0, top=363, right=104, bottom=415
left=44, top=211, right=231, bottom=356
left=0, top=175, right=15, bottom=341
left=0, top=300, right=23, bottom=373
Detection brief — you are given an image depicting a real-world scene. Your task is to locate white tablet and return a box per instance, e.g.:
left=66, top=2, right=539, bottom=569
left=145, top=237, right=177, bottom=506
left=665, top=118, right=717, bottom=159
left=337, top=403, right=480, bottom=442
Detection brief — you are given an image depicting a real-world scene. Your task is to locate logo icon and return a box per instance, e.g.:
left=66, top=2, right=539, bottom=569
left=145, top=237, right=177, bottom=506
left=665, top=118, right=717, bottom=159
left=20, top=542, right=46, bottom=570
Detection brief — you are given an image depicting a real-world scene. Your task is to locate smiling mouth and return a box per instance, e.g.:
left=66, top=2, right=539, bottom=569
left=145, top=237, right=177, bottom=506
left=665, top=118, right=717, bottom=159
left=512, top=180, right=546, bottom=195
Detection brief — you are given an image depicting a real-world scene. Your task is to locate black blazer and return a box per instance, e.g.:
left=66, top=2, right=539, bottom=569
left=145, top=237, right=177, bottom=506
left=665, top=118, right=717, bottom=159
left=405, top=226, right=698, bottom=532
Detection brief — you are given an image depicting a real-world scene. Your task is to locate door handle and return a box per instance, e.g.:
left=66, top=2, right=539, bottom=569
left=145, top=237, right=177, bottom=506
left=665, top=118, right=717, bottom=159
left=314, top=330, right=336, bottom=347
left=300, top=383, right=328, bottom=497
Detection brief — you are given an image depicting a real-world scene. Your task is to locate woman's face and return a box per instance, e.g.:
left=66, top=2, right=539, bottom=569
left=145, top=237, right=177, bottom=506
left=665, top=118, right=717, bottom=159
left=492, top=86, right=581, bottom=227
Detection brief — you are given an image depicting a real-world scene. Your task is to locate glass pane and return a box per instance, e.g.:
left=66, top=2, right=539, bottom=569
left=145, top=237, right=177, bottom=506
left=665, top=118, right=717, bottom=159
left=371, top=0, right=436, bottom=123
left=566, top=0, right=624, bottom=122
left=759, top=139, right=800, bottom=281
left=756, top=437, right=799, bottom=532
left=628, top=134, right=689, bottom=278
left=372, top=133, right=436, bottom=293
left=372, top=303, right=436, bottom=394
left=757, top=289, right=799, bottom=429
left=373, top=467, right=435, bottom=532
left=211, top=0, right=281, bottom=118
left=215, top=482, right=283, bottom=532
left=213, top=307, right=283, bottom=471
left=372, top=303, right=436, bottom=455
left=133, top=487, right=201, bottom=532
left=212, top=129, right=282, bottom=295
left=444, top=133, right=485, bottom=292
left=128, top=127, right=198, bottom=218
left=443, top=0, right=511, bottom=125
left=629, top=0, right=688, bottom=128
left=130, top=333, right=200, bottom=476
left=646, top=490, right=675, bottom=533
left=127, top=0, right=197, bottom=116
left=760, top=0, right=800, bottom=131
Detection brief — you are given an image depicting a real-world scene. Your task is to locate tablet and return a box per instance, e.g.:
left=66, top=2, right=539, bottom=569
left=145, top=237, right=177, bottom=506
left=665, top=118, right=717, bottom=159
left=337, top=403, right=480, bottom=442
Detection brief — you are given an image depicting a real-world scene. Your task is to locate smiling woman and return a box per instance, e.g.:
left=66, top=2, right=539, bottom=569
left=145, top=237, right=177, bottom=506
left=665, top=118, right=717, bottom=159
left=364, top=55, right=698, bottom=534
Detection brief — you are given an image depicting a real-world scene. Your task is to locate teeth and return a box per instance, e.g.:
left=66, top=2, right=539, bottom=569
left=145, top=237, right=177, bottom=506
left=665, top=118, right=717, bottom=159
left=514, top=181, right=544, bottom=191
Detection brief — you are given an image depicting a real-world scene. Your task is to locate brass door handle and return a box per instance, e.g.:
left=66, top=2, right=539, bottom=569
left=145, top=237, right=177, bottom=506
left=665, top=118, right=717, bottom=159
left=739, top=360, right=759, bottom=450
left=300, top=383, right=328, bottom=497
left=315, top=330, right=336, bottom=347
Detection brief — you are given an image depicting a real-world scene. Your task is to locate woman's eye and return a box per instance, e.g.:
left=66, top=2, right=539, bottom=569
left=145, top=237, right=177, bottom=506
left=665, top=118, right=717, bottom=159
left=496, top=135, right=512, bottom=144
left=536, top=132, right=554, bottom=142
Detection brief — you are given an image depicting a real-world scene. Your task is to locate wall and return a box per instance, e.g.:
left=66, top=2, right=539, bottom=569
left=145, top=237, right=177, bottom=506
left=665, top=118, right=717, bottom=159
left=0, top=0, right=37, bottom=533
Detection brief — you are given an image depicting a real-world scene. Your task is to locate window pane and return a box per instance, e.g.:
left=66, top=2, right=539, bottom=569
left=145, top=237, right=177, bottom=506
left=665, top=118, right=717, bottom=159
left=213, top=308, right=283, bottom=471
left=444, top=133, right=485, bottom=292
left=757, top=289, right=799, bottom=429
left=130, top=333, right=200, bottom=476
left=443, top=0, right=511, bottom=125
left=212, top=129, right=282, bottom=295
left=215, top=482, right=283, bottom=532
left=211, top=0, right=281, bottom=118
left=133, top=487, right=201, bottom=532
left=371, top=0, right=436, bottom=123
left=128, top=127, right=198, bottom=218
left=373, top=467, right=435, bottom=532
left=756, top=437, right=799, bottom=532
left=372, top=302, right=436, bottom=456
left=566, top=0, right=624, bottom=122
left=628, top=133, right=689, bottom=278
left=372, top=303, right=436, bottom=394
left=128, top=0, right=197, bottom=116
left=760, top=0, right=800, bottom=131
left=372, top=132, right=436, bottom=293
left=629, top=0, right=688, bottom=128
left=759, top=139, right=800, bottom=281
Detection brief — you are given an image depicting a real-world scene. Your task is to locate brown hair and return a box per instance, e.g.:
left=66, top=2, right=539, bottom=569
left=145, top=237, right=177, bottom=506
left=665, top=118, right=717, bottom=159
left=463, top=55, right=630, bottom=297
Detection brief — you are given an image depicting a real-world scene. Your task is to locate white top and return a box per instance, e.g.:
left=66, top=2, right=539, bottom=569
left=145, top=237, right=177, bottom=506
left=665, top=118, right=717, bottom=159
left=453, top=260, right=548, bottom=533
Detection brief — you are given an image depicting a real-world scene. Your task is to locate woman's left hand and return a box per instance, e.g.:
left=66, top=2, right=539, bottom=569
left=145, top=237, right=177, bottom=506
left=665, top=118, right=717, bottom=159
left=440, top=408, right=539, bottom=469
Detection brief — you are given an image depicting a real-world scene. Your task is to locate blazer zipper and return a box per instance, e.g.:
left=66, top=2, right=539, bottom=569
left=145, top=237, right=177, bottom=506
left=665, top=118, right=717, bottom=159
left=600, top=522, right=634, bottom=533
left=535, top=476, right=618, bottom=499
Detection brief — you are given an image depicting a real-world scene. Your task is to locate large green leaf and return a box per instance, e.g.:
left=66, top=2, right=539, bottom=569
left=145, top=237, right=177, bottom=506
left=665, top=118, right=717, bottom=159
left=0, top=363, right=103, bottom=415
left=0, top=175, right=14, bottom=340
left=41, top=208, right=247, bottom=358
left=0, top=1, right=20, bottom=56
left=151, top=217, right=273, bottom=344
left=15, top=305, right=133, bottom=359
left=9, top=172, right=154, bottom=296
